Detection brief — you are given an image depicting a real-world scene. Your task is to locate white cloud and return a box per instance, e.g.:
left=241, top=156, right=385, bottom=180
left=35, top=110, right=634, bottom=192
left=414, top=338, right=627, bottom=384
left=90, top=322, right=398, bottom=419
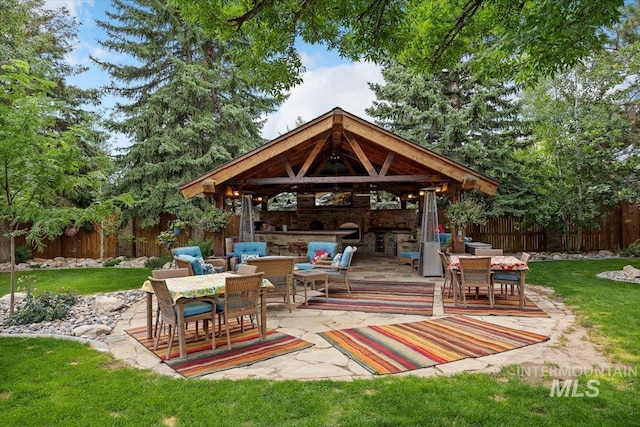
left=43, top=0, right=94, bottom=17
left=261, top=60, right=384, bottom=140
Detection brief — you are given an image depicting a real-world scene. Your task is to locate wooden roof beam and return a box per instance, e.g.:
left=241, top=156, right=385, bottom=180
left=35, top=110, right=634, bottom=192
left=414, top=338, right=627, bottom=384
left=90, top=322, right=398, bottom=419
left=297, top=135, right=329, bottom=178
left=343, top=132, right=377, bottom=176
left=243, top=175, right=438, bottom=185
left=379, top=151, right=395, bottom=176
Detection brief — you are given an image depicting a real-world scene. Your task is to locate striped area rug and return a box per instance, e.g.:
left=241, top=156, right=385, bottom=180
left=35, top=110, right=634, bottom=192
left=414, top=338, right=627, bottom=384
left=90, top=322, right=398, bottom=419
left=442, top=290, right=549, bottom=317
left=299, top=280, right=434, bottom=316
left=319, top=315, right=549, bottom=375
left=126, top=321, right=313, bottom=378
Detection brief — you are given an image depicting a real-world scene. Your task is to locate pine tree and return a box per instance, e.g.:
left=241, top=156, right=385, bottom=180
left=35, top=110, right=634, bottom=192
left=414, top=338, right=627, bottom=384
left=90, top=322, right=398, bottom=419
left=366, top=61, right=537, bottom=217
left=93, top=0, right=279, bottom=227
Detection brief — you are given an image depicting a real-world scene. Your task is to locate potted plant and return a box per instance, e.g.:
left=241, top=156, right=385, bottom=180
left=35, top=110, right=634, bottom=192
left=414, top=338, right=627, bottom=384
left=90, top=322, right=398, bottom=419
left=157, top=230, right=177, bottom=249
left=170, top=219, right=189, bottom=235
left=196, top=207, right=232, bottom=233
left=445, top=200, right=487, bottom=253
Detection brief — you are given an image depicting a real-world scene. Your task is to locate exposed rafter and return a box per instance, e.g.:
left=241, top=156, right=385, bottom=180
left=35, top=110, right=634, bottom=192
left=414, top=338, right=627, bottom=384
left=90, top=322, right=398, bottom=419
left=179, top=108, right=499, bottom=200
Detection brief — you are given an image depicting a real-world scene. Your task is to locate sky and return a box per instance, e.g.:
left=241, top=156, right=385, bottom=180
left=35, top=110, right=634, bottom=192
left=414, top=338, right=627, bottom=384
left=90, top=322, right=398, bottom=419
left=43, top=0, right=384, bottom=149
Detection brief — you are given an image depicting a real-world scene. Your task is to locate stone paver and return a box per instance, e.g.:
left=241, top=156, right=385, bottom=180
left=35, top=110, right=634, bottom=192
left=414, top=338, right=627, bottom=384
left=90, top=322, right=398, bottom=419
left=107, top=255, right=614, bottom=381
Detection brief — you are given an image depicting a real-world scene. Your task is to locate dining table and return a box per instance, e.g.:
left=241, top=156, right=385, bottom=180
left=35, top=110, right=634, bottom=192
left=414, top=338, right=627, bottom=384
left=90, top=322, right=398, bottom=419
left=448, top=255, right=529, bottom=309
left=141, top=272, right=272, bottom=358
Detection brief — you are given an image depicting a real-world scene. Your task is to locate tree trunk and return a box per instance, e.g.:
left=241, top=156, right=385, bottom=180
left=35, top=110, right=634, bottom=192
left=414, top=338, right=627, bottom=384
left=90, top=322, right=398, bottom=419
left=9, top=231, right=15, bottom=315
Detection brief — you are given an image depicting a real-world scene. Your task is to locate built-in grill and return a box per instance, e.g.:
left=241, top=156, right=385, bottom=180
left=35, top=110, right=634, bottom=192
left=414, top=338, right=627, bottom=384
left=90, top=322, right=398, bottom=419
left=339, top=222, right=361, bottom=243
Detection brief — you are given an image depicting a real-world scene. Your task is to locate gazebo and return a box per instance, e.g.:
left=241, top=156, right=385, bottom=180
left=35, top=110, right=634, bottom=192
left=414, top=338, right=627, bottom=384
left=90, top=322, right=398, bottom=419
left=180, top=108, right=498, bottom=256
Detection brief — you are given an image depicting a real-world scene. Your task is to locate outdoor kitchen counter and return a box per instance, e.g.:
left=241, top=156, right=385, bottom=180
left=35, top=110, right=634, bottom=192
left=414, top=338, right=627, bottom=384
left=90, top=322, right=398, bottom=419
left=256, top=230, right=354, bottom=255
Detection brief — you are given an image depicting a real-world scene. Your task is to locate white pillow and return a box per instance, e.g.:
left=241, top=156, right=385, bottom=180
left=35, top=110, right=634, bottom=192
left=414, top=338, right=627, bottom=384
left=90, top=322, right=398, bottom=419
left=241, top=253, right=260, bottom=263
left=331, top=253, right=342, bottom=267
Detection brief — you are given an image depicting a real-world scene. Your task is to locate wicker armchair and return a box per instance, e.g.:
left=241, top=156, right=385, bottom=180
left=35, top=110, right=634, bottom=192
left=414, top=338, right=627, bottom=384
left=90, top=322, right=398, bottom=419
left=150, top=268, right=190, bottom=337
left=148, top=277, right=216, bottom=360
left=313, top=246, right=357, bottom=297
left=248, top=257, right=295, bottom=312
left=216, top=272, right=265, bottom=350
left=458, top=256, right=494, bottom=308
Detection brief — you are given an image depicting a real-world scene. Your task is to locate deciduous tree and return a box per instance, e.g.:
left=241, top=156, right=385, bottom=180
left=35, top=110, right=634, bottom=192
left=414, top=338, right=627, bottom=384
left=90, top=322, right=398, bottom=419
left=172, top=0, right=624, bottom=90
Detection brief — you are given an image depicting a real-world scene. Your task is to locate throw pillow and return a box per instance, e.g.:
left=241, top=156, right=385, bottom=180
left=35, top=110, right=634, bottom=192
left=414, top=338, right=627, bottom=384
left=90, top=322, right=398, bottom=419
left=241, top=253, right=260, bottom=263
left=331, top=253, right=342, bottom=267
left=312, top=250, right=330, bottom=264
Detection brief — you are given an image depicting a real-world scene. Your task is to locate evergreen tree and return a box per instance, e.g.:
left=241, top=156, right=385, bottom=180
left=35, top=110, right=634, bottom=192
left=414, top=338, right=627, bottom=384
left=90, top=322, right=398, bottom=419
left=366, top=62, right=536, bottom=217
left=93, top=0, right=279, bottom=227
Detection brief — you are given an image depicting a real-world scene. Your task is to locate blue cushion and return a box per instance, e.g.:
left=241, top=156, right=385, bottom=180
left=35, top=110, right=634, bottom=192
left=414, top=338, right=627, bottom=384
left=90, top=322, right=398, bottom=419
left=295, top=262, right=313, bottom=270
left=305, top=242, right=338, bottom=261
left=230, top=242, right=267, bottom=259
left=173, top=246, right=203, bottom=258
left=399, top=251, right=420, bottom=258
left=340, top=246, right=353, bottom=269
left=181, top=301, right=213, bottom=317
left=176, top=255, right=203, bottom=275
left=493, top=272, right=519, bottom=282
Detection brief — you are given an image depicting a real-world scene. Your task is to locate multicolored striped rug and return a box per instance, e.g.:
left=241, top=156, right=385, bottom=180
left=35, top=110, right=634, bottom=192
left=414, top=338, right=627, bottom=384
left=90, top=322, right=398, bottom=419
left=299, top=280, right=434, bottom=316
left=319, top=315, right=549, bottom=375
left=442, top=289, right=549, bottom=317
left=126, top=321, right=313, bottom=378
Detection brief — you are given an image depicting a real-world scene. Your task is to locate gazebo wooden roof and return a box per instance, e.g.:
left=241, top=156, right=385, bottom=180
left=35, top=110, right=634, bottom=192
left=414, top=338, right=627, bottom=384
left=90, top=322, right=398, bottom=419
left=180, top=108, right=499, bottom=200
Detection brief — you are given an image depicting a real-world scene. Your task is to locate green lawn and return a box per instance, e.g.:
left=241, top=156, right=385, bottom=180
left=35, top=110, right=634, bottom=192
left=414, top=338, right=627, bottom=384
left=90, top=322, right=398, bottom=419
left=0, top=267, right=152, bottom=296
left=0, top=259, right=639, bottom=426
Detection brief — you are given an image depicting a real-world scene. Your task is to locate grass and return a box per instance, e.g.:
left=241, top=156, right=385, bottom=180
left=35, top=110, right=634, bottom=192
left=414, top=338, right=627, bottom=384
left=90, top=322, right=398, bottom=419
left=0, top=268, right=152, bottom=296
left=1, top=258, right=639, bottom=426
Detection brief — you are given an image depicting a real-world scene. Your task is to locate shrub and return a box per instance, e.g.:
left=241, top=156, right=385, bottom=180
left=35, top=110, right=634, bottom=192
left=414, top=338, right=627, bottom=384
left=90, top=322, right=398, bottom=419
left=145, top=255, right=172, bottom=269
left=621, top=240, right=640, bottom=257
left=104, top=258, right=122, bottom=267
left=5, top=285, right=78, bottom=325
left=188, top=238, right=214, bottom=258
left=15, top=246, right=32, bottom=264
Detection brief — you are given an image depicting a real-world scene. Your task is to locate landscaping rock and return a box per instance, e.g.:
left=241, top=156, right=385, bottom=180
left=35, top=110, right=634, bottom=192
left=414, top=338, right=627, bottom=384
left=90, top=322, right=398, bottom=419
left=623, top=265, right=640, bottom=279
left=72, top=324, right=112, bottom=339
left=92, top=296, right=127, bottom=313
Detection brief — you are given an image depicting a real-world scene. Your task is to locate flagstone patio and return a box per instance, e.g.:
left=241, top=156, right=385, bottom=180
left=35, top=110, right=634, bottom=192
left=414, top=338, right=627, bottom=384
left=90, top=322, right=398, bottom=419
left=105, top=254, right=613, bottom=381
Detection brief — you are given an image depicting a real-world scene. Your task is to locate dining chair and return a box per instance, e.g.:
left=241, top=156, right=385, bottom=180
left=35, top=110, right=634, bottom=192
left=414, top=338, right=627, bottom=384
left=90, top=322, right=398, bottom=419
left=150, top=268, right=190, bottom=337
left=493, top=252, right=530, bottom=303
left=215, top=272, right=265, bottom=350
left=458, top=256, right=494, bottom=308
left=437, top=251, right=455, bottom=297
left=148, top=278, right=217, bottom=360
left=248, top=257, right=295, bottom=312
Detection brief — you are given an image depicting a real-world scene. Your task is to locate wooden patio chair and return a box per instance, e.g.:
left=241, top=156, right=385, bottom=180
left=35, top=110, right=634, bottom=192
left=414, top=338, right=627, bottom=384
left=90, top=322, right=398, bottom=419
left=248, top=257, right=295, bottom=312
left=437, top=251, right=455, bottom=298
left=148, top=278, right=216, bottom=360
left=493, top=252, right=530, bottom=302
left=458, top=256, right=494, bottom=308
left=216, top=272, right=265, bottom=350
left=150, top=268, right=190, bottom=337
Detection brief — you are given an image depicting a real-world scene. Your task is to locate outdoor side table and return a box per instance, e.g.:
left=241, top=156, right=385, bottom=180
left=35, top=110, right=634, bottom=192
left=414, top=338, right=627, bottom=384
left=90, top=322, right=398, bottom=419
left=294, top=269, right=329, bottom=304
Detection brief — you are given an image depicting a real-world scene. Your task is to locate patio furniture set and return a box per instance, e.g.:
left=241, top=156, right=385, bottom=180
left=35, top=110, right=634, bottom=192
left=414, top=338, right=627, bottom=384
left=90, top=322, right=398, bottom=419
left=143, top=242, right=358, bottom=360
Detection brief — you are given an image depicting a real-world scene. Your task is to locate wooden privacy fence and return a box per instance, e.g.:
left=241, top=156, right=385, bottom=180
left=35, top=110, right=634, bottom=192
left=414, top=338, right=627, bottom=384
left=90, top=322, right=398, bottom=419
left=471, top=204, right=634, bottom=253
left=4, top=204, right=639, bottom=261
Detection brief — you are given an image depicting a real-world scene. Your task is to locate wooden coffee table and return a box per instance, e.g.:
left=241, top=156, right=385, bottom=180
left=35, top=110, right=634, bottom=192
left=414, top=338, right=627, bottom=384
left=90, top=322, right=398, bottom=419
left=294, top=269, right=329, bottom=304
